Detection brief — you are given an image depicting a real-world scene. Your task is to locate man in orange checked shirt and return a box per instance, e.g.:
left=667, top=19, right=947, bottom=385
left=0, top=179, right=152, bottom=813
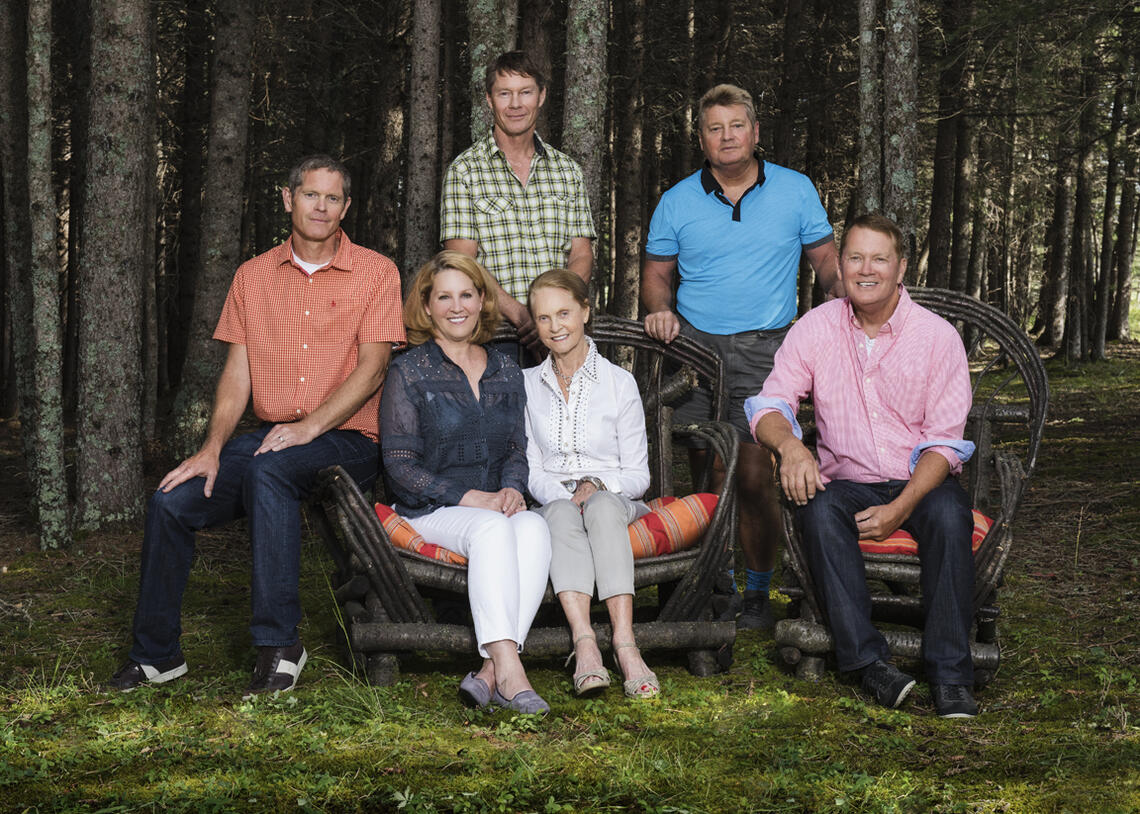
left=108, top=155, right=405, bottom=698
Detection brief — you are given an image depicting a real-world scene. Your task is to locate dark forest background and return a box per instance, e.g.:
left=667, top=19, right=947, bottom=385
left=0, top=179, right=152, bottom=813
left=0, top=0, right=1137, bottom=549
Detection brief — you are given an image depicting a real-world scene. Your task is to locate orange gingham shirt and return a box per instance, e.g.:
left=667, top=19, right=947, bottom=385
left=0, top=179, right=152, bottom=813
left=213, top=231, right=405, bottom=442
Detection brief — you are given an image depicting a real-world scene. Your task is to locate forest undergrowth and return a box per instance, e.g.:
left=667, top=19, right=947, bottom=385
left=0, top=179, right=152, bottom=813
left=0, top=345, right=1138, bottom=813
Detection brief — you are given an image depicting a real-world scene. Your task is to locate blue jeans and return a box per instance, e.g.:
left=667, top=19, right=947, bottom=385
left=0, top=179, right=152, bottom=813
left=797, top=478, right=975, bottom=685
left=129, top=426, right=379, bottom=665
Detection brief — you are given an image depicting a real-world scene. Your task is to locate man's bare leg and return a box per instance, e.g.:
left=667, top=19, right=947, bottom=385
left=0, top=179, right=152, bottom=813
left=690, top=441, right=781, bottom=630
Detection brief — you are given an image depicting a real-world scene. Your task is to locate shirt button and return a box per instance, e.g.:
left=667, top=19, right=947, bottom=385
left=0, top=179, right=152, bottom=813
left=302, top=344, right=308, bottom=349
left=304, top=310, right=310, bottom=316
left=296, top=409, right=302, bottom=415
left=299, top=377, right=305, bottom=383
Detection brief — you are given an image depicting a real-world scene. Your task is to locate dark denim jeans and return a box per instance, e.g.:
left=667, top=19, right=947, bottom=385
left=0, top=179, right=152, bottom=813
left=129, top=426, right=379, bottom=665
left=797, top=477, right=975, bottom=685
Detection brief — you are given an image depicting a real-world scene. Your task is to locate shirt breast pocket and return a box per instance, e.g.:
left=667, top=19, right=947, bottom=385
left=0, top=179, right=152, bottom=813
left=474, top=195, right=514, bottom=225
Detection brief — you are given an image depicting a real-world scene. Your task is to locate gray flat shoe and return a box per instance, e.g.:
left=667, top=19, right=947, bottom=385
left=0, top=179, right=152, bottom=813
left=491, top=687, right=550, bottom=715
left=458, top=671, right=492, bottom=709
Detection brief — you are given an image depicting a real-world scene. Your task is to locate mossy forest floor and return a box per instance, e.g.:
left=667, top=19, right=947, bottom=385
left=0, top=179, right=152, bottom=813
left=1, top=344, right=1138, bottom=813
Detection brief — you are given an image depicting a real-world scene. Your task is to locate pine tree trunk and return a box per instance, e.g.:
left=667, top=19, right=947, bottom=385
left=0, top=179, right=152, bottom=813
left=562, top=0, right=607, bottom=225
left=948, top=110, right=975, bottom=293
left=1092, top=81, right=1124, bottom=358
left=76, top=0, right=154, bottom=528
left=881, top=0, right=917, bottom=253
left=771, top=0, right=804, bottom=166
left=26, top=0, right=70, bottom=547
left=926, top=0, right=971, bottom=290
left=467, top=0, right=517, bottom=139
left=857, top=0, right=882, bottom=214
left=1036, top=130, right=1074, bottom=349
left=168, top=1, right=210, bottom=390
left=404, top=0, right=441, bottom=274
left=0, top=1, right=36, bottom=443
left=1064, top=60, right=1098, bottom=363
left=611, top=0, right=644, bottom=319
left=168, top=0, right=254, bottom=459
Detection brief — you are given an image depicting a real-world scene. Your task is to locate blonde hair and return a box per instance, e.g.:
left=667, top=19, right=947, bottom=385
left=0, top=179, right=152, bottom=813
left=404, top=251, right=501, bottom=346
left=527, top=269, right=590, bottom=314
left=698, top=84, right=758, bottom=128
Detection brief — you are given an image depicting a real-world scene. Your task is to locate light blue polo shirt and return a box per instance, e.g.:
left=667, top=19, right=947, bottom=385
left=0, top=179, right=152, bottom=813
left=645, top=160, right=834, bottom=335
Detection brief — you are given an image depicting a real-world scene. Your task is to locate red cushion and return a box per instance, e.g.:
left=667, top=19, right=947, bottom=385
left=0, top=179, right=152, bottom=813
left=858, top=509, right=992, bottom=556
left=374, top=492, right=720, bottom=565
left=628, top=494, right=719, bottom=558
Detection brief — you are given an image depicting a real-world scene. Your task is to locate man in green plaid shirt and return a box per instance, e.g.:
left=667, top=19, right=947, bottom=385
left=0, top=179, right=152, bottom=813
left=441, top=51, right=596, bottom=359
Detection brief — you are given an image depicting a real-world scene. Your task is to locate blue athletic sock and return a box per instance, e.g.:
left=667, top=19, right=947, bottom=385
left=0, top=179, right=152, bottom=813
left=745, top=569, right=772, bottom=595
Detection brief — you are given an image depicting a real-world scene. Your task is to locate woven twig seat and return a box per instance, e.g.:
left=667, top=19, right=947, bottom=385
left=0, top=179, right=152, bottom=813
left=774, top=288, right=1049, bottom=687
left=309, top=316, right=740, bottom=685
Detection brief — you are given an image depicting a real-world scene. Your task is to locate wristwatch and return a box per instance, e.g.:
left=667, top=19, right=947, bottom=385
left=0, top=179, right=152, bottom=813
left=578, top=476, right=607, bottom=491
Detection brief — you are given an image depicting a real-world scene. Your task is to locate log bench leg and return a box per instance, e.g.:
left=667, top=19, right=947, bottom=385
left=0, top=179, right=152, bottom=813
left=366, top=652, right=400, bottom=686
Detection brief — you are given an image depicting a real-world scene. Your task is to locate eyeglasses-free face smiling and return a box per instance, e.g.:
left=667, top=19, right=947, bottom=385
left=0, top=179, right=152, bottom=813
left=530, top=285, right=589, bottom=363
left=425, top=268, right=485, bottom=346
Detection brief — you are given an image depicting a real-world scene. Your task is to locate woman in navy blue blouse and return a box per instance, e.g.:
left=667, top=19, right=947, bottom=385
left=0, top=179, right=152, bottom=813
left=380, top=251, right=553, bottom=714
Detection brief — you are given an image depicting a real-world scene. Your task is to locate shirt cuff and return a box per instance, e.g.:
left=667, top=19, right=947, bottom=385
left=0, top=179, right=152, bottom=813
left=909, top=440, right=975, bottom=474
left=744, top=395, right=802, bottom=440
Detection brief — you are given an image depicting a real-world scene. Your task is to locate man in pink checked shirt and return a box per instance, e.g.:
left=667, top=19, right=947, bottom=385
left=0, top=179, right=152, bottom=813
left=746, top=213, right=979, bottom=719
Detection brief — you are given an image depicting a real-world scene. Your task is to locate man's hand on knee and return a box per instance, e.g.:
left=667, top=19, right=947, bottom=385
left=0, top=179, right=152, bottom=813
left=255, top=422, right=319, bottom=456
left=854, top=503, right=907, bottom=541
left=158, top=449, right=221, bottom=497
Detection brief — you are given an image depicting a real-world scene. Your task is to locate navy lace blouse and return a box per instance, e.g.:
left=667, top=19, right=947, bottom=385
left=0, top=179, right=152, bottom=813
left=380, top=340, right=528, bottom=518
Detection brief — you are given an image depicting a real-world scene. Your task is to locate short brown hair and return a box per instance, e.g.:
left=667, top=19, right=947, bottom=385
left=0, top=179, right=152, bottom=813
left=527, top=269, right=590, bottom=314
left=404, top=251, right=501, bottom=346
left=287, top=154, right=351, bottom=199
left=840, top=213, right=906, bottom=260
left=484, top=51, right=546, bottom=95
left=698, top=84, right=757, bottom=129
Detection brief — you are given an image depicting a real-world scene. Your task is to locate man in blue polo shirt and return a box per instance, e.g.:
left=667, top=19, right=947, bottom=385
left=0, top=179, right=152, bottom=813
left=641, top=83, right=841, bottom=631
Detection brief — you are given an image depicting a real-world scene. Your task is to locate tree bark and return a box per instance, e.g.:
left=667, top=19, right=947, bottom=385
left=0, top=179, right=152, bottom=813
left=0, top=0, right=36, bottom=441
left=1064, top=59, right=1098, bottom=363
left=168, top=0, right=254, bottom=458
left=1035, top=124, right=1074, bottom=349
left=771, top=0, right=804, bottom=166
left=404, top=0, right=441, bottom=274
left=611, top=0, right=644, bottom=319
left=76, top=0, right=154, bottom=528
left=562, top=0, right=607, bottom=224
left=467, top=0, right=517, bottom=139
left=26, top=0, right=70, bottom=547
left=881, top=0, right=917, bottom=254
left=926, top=0, right=971, bottom=290
left=168, top=0, right=210, bottom=391
left=948, top=109, right=975, bottom=293
left=857, top=0, right=882, bottom=214
left=1092, top=79, right=1124, bottom=358
left=1108, top=78, right=1137, bottom=341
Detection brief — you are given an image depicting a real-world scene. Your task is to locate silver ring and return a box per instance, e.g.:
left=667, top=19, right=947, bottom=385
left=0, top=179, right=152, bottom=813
left=278, top=435, right=285, bottom=441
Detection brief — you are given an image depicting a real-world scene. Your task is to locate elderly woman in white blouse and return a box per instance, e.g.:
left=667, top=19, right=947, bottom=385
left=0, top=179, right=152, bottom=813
left=523, top=269, right=660, bottom=699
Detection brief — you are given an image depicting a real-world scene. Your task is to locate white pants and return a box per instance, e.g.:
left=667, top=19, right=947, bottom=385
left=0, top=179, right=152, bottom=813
left=408, top=507, right=552, bottom=658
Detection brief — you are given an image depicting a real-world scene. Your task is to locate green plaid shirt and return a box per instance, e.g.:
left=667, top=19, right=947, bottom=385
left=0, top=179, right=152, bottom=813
left=440, top=133, right=596, bottom=301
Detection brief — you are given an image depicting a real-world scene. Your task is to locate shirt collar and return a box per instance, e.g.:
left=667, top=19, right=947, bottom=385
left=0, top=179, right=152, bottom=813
left=699, top=154, right=766, bottom=196
left=539, top=336, right=599, bottom=389
left=483, top=131, right=548, bottom=159
left=425, top=337, right=505, bottom=378
left=276, top=229, right=353, bottom=274
left=844, top=284, right=914, bottom=336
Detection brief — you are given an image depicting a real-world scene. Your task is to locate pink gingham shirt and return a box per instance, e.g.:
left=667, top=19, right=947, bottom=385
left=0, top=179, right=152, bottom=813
left=745, top=287, right=974, bottom=484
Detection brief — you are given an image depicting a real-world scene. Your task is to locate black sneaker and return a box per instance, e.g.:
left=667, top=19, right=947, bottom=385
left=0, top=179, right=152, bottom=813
left=243, top=642, right=308, bottom=700
left=106, top=657, right=188, bottom=692
left=737, top=590, right=774, bottom=631
left=932, top=683, right=978, bottom=718
left=711, top=573, right=743, bottom=622
left=860, top=660, right=915, bottom=709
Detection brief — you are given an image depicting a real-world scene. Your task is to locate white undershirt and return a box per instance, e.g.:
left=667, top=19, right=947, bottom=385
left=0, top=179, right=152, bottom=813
left=292, top=252, right=327, bottom=275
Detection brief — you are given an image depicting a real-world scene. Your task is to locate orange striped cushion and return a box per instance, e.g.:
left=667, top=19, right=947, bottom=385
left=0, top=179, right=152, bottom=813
left=374, top=493, right=719, bottom=565
left=373, top=503, right=467, bottom=565
left=858, top=510, right=992, bottom=556
left=628, top=494, right=719, bottom=558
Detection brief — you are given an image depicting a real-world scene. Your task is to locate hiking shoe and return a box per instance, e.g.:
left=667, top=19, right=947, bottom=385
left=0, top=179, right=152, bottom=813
left=711, top=572, right=743, bottom=622
left=932, top=683, right=978, bottom=718
left=106, top=657, right=188, bottom=692
left=243, top=642, right=307, bottom=700
left=737, top=590, right=774, bottom=631
left=860, top=660, right=915, bottom=709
